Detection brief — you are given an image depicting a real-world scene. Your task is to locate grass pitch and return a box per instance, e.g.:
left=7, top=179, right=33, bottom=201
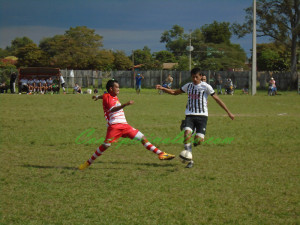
left=1, top=89, right=299, bottom=225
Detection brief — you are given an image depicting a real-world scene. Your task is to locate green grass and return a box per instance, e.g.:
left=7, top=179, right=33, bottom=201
left=1, top=89, right=299, bottom=225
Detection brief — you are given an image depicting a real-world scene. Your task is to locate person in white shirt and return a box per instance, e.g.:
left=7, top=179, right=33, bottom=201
left=46, top=77, right=54, bottom=92
left=59, top=72, right=66, bottom=93
left=156, top=68, right=235, bottom=168
left=27, top=78, right=35, bottom=93
left=73, top=83, right=82, bottom=94
left=19, top=78, right=29, bottom=93
left=34, top=78, right=41, bottom=93
left=40, top=78, right=47, bottom=93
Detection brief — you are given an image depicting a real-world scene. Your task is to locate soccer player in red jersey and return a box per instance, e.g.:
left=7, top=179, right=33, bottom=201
left=79, top=79, right=175, bottom=170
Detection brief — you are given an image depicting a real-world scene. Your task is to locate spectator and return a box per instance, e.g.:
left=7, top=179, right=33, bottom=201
left=135, top=73, right=144, bottom=94
left=34, top=77, right=41, bottom=93
left=59, top=72, right=66, bottom=94
left=215, top=74, right=223, bottom=95
left=269, top=77, right=277, bottom=95
left=0, top=82, right=8, bottom=93
left=201, top=75, right=207, bottom=83
left=242, top=84, right=249, bottom=94
left=40, top=78, right=47, bottom=94
left=19, top=77, right=29, bottom=94
left=27, top=78, right=35, bottom=94
left=165, top=74, right=173, bottom=88
left=10, top=72, right=17, bottom=94
left=52, top=77, right=60, bottom=94
left=73, top=83, right=82, bottom=94
left=46, top=77, right=54, bottom=92
left=94, top=88, right=98, bottom=94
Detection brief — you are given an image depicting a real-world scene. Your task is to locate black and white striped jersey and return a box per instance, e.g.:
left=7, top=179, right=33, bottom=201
left=180, top=82, right=215, bottom=116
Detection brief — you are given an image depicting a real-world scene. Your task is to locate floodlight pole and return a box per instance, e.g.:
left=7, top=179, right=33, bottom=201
left=251, top=0, right=257, bottom=95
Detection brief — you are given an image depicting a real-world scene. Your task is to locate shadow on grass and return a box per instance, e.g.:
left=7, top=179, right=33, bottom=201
left=21, top=164, right=79, bottom=170
left=96, top=161, right=175, bottom=167
left=21, top=161, right=175, bottom=171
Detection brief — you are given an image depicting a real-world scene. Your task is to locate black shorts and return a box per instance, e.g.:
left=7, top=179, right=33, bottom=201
left=61, top=83, right=65, bottom=88
left=184, top=115, right=208, bottom=135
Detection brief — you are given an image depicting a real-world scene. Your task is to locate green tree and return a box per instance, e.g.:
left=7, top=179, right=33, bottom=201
left=160, top=25, right=189, bottom=58
left=6, top=37, right=34, bottom=55
left=201, top=21, right=231, bottom=44
left=89, top=50, right=114, bottom=71
left=16, top=43, right=47, bottom=67
left=131, top=46, right=153, bottom=67
left=40, top=26, right=103, bottom=69
left=257, top=43, right=289, bottom=71
left=0, top=48, right=10, bottom=58
left=232, top=0, right=300, bottom=82
left=153, top=50, right=176, bottom=63
left=113, top=50, right=133, bottom=70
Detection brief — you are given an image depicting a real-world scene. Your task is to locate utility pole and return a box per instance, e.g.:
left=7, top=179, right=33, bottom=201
left=186, top=29, right=194, bottom=72
left=252, top=0, right=257, bottom=95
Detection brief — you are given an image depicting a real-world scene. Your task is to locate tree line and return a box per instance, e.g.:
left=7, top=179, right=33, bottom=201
left=0, top=0, right=298, bottom=76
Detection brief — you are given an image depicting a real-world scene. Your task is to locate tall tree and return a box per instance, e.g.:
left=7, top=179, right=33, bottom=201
left=257, top=43, right=289, bottom=71
left=113, top=50, right=133, bottom=70
left=153, top=50, right=176, bottom=63
left=16, top=43, right=47, bottom=67
left=201, top=21, right=232, bottom=44
left=40, top=26, right=103, bottom=69
left=6, top=37, right=34, bottom=55
left=160, top=25, right=189, bottom=58
left=232, top=0, right=300, bottom=83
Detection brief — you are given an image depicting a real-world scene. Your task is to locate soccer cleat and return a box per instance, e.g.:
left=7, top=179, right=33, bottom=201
left=158, top=152, right=175, bottom=160
left=78, top=161, right=90, bottom=170
left=185, top=160, right=194, bottom=168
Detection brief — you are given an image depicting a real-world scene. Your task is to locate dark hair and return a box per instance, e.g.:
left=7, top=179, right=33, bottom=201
left=191, top=68, right=202, bottom=76
left=106, top=79, right=118, bottom=92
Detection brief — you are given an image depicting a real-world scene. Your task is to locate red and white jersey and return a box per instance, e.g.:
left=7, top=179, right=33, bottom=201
left=102, top=93, right=127, bottom=126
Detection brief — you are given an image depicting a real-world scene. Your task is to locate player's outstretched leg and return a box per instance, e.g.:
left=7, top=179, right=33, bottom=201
left=79, top=143, right=110, bottom=170
left=134, top=131, right=175, bottom=160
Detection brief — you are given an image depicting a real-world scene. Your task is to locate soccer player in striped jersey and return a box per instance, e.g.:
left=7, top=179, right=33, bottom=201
left=156, top=68, right=234, bottom=168
left=79, top=79, right=175, bottom=170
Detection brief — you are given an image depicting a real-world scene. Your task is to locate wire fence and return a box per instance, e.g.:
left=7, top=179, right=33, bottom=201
left=59, top=69, right=298, bottom=91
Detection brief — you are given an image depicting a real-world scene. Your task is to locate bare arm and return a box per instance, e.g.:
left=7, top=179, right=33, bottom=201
left=156, top=85, right=183, bottom=95
left=92, top=95, right=103, bottom=101
left=211, top=94, right=235, bottom=120
left=110, top=100, right=134, bottom=113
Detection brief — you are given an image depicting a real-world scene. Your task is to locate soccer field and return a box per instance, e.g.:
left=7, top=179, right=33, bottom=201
left=1, top=90, right=299, bottom=225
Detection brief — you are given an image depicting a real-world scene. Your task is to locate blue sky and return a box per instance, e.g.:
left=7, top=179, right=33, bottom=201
left=0, top=0, right=269, bottom=56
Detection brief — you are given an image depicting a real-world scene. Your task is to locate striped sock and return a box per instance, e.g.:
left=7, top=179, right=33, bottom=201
left=87, top=145, right=107, bottom=164
left=184, top=143, right=192, bottom=153
left=141, top=139, right=162, bottom=155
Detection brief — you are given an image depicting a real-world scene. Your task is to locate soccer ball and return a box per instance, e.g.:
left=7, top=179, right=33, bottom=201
left=179, top=150, right=192, bottom=163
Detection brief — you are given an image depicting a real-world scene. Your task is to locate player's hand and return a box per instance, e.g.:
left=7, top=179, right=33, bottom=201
left=156, top=84, right=163, bottom=90
left=126, top=100, right=134, bottom=106
left=228, top=112, right=235, bottom=120
left=92, top=95, right=98, bottom=101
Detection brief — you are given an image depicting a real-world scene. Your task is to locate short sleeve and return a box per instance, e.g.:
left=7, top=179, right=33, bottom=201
left=180, top=83, right=190, bottom=93
left=206, top=84, right=215, bottom=96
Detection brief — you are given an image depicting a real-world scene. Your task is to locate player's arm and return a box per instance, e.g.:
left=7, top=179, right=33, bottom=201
left=211, top=94, right=235, bottom=120
left=156, top=85, right=183, bottom=95
left=110, top=100, right=134, bottom=113
left=92, top=95, right=103, bottom=101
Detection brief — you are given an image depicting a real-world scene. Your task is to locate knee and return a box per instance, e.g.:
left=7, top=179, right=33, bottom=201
left=102, top=143, right=111, bottom=149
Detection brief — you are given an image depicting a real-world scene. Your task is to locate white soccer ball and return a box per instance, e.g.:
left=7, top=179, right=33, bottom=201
left=179, top=150, right=192, bottom=163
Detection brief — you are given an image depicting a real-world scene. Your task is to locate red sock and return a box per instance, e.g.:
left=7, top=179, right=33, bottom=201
left=88, top=145, right=107, bottom=164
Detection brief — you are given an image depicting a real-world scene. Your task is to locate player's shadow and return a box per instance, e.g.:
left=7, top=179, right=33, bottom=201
left=21, top=164, right=79, bottom=170
left=98, top=161, right=175, bottom=168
